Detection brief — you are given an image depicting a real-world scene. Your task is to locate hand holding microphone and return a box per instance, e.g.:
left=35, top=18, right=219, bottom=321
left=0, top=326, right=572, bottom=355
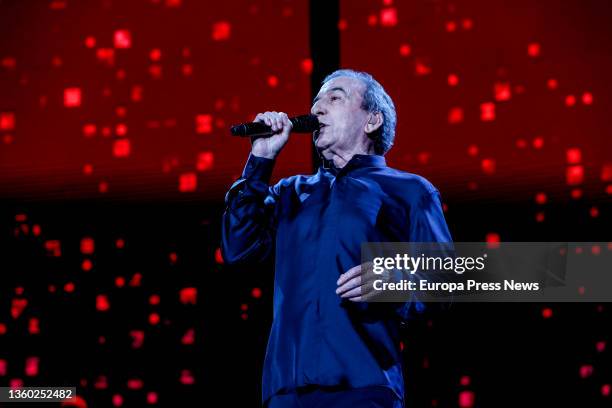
left=231, top=112, right=319, bottom=160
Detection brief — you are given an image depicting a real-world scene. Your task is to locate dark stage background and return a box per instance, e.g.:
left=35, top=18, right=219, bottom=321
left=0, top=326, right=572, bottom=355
left=0, top=0, right=610, bottom=406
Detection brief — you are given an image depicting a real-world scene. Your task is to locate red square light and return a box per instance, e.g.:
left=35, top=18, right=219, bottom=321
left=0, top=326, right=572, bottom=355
left=131, top=85, right=143, bottom=102
left=81, top=237, right=95, bottom=254
left=44, top=240, right=62, bottom=257
left=149, top=64, right=162, bottom=79
left=114, top=29, right=132, bottom=49
left=215, top=247, right=224, bottom=264
left=486, top=233, right=500, bottom=249
left=195, top=114, right=212, bottom=134
left=1, top=56, right=17, bottom=69
left=179, top=287, right=197, bottom=304
left=130, top=330, right=144, bottom=348
left=11, top=298, right=28, bottom=319
left=0, top=112, right=15, bottom=130
left=566, top=165, right=584, bottom=186
left=180, top=369, right=194, bottom=385
left=96, top=294, right=110, bottom=311
left=84, top=36, right=96, bottom=48
left=179, top=172, right=197, bottom=192
left=480, top=102, right=495, bottom=121
left=196, top=151, right=214, bottom=171
left=182, top=64, right=193, bottom=77
left=535, top=192, right=547, bottom=205
left=212, top=21, right=231, bottom=41
left=127, top=379, right=143, bottom=390
left=149, top=48, right=161, bottom=61
left=64, top=88, right=81, bottom=108
left=467, top=145, right=478, bottom=156
left=96, top=48, right=115, bottom=66
left=481, top=158, right=496, bottom=174
left=113, top=139, right=131, bottom=157
left=566, top=148, right=581, bottom=164
left=399, top=44, right=411, bottom=57
left=380, top=7, right=398, bottom=27
left=494, top=82, right=511, bottom=101
left=25, top=357, right=39, bottom=376
left=182, top=328, right=195, bottom=345
left=82, top=123, right=96, bottom=137
left=301, top=58, right=313, bottom=74
left=458, top=390, right=474, bottom=408
left=147, top=392, right=158, bottom=404
left=527, top=42, right=540, bottom=57
left=448, top=107, right=463, bottom=124
left=267, top=75, right=279, bottom=88
left=601, top=163, right=612, bottom=182
left=415, top=60, right=431, bottom=76
left=28, top=318, right=40, bottom=334
left=532, top=136, right=544, bottom=149
left=115, top=123, right=128, bottom=136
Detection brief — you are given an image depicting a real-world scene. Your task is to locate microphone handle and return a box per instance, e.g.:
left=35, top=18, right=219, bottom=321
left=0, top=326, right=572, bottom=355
left=230, top=115, right=319, bottom=137
left=231, top=122, right=275, bottom=138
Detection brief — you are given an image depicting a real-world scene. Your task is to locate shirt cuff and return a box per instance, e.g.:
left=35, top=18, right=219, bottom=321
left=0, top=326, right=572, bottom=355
left=242, top=153, right=275, bottom=183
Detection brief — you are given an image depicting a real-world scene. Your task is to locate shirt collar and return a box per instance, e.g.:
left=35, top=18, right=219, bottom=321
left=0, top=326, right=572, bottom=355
left=320, top=154, right=386, bottom=177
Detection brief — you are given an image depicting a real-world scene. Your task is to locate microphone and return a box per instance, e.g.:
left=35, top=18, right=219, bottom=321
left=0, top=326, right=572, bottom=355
left=230, top=114, right=320, bottom=137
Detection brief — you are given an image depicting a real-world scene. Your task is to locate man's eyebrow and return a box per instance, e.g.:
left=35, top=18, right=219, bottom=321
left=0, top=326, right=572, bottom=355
left=312, top=87, right=348, bottom=105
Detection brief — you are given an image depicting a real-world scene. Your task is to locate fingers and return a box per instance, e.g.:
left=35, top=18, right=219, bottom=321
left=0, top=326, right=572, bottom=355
left=254, top=112, right=275, bottom=129
left=337, top=264, right=360, bottom=286
left=336, top=275, right=361, bottom=297
left=336, top=263, right=381, bottom=302
left=340, top=285, right=362, bottom=299
left=254, top=113, right=267, bottom=124
left=253, top=111, right=292, bottom=134
left=336, top=264, right=363, bottom=299
left=279, top=112, right=293, bottom=134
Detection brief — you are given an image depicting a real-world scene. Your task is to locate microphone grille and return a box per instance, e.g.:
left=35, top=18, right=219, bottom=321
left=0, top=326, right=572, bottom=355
left=292, top=114, right=320, bottom=133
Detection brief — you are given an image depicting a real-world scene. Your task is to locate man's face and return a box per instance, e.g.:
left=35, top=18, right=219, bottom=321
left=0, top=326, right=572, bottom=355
left=310, top=76, right=370, bottom=160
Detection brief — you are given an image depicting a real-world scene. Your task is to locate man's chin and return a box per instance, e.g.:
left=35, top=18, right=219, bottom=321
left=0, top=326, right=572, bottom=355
left=317, top=147, right=332, bottom=159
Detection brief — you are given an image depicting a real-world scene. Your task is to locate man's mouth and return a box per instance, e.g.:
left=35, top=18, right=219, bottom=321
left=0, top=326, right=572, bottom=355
left=314, top=123, right=327, bottom=139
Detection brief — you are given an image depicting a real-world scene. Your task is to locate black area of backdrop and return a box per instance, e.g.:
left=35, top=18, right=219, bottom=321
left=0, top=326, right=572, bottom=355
left=309, top=0, right=340, bottom=170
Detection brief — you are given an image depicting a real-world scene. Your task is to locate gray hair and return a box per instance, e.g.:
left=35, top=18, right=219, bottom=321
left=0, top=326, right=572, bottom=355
left=322, top=69, right=397, bottom=155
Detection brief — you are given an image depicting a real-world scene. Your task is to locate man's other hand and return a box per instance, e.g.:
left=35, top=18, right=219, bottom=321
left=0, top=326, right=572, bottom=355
left=336, top=262, right=378, bottom=302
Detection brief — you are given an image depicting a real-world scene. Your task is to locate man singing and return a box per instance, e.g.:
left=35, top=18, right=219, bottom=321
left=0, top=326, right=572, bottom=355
left=222, top=69, right=452, bottom=407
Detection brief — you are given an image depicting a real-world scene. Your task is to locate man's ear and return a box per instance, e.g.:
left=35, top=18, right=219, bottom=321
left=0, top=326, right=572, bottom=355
left=365, top=112, right=383, bottom=135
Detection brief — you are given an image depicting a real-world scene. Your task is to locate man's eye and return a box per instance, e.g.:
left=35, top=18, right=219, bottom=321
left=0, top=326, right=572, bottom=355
left=330, top=96, right=340, bottom=101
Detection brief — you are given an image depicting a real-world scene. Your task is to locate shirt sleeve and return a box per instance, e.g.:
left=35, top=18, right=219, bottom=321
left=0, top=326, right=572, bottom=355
left=409, top=189, right=452, bottom=243
left=396, top=189, right=454, bottom=321
left=221, top=153, right=280, bottom=265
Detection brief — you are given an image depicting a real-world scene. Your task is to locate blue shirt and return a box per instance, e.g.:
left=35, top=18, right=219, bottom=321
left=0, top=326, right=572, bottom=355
left=221, top=153, right=452, bottom=405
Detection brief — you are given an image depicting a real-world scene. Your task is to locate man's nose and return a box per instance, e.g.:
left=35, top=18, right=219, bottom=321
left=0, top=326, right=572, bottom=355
left=311, top=100, right=326, bottom=116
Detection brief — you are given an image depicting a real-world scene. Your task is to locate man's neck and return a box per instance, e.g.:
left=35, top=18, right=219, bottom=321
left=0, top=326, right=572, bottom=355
left=328, top=145, right=376, bottom=168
